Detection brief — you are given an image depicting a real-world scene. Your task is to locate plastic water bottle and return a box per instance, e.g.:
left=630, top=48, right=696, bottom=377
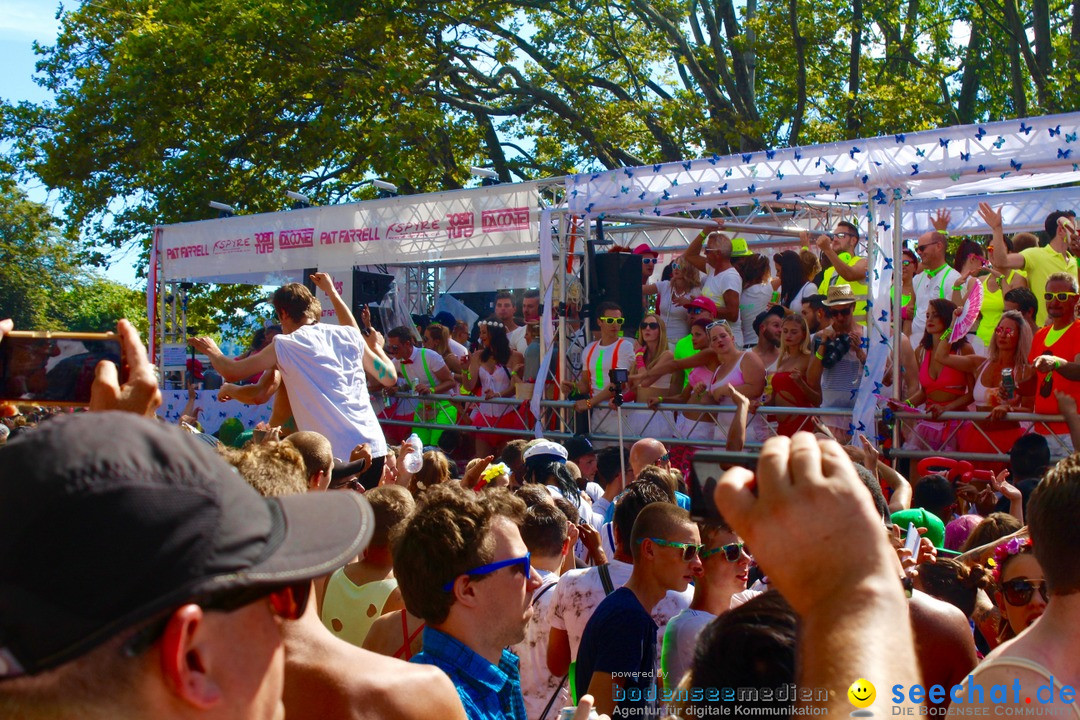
left=403, top=433, right=424, bottom=474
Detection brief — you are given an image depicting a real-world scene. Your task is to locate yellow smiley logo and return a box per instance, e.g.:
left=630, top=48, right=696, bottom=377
left=847, top=678, right=876, bottom=709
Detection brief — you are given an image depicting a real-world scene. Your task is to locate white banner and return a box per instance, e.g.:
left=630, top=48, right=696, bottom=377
left=160, top=184, right=541, bottom=282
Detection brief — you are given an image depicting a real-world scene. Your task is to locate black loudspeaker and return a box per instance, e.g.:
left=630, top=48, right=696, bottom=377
left=586, top=253, right=643, bottom=333
left=352, top=269, right=395, bottom=306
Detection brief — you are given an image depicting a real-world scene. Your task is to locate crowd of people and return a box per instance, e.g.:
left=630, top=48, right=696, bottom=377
left=3, top=204, right=1080, bottom=720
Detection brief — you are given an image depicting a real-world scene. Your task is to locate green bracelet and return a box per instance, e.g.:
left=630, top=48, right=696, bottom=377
left=815, top=349, right=825, bottom=360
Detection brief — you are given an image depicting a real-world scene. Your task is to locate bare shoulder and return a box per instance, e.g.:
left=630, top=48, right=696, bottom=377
left=352, top=656, right=466, bottom=720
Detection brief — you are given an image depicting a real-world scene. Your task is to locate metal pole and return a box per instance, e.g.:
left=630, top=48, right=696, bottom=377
left=617, top=405, right=626, bottom=490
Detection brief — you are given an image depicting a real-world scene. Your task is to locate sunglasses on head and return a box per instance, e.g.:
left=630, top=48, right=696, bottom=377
left=1001, top=577, right=1048, bottom=606
left=706, top=320, right=730, bottom=332
left=642, top=257, right=658, bottom=265
left=639, top=537, right=703, bottom=562
left=1044, top=292, right=1078, bottom=302
left=122, top=581, right=311, bottom=657
left=443, top=553, right=532, bottom=592
left=599, top=316, right=625, bottom=325
left=701, top=542, right=747, bottom=562
left=640, top=321, right=661, bottom=330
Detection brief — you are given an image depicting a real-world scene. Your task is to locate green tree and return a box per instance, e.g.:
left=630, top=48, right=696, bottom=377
left=2, top=0, right=1076, bottom=286
left=0, top=178, right=77, bottom=329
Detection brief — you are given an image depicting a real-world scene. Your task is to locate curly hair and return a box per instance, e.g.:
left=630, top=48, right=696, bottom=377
left=393, top=484, right=522, bottom=624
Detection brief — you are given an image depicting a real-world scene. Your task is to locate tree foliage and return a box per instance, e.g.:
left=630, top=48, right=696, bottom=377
left=2, top=0, right=1076, bottom=283
left=0, top=178, right=146, bottom=333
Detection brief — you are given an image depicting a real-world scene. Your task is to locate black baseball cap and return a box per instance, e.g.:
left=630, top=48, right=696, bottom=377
left=0, top=412, right=374, bottom=678
left=563, top=434, right=595, bottom=462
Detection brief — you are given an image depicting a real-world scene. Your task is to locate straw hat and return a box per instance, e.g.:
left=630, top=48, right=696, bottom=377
left=821, top=285, right=867, bottom=307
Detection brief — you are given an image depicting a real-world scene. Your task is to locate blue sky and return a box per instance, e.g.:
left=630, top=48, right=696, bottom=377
left=1, top=0, right=140, bottom=287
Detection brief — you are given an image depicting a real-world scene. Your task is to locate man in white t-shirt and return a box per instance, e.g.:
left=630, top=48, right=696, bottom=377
left=573, top=302, right=635, bottom=441
left=192, top=276, right=397, bottom=487
left=911, top=226, right=960, bottom=343
left=383, top=325, right=456, bottom=442
left=699, top=235, right=745, bottom=347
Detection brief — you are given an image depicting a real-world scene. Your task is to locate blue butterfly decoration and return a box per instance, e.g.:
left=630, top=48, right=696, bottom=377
left=879, top=335, right=891, bottom=345
left=873, top=381, right=885, bottom=394
left=671, top=179, right=679, bottom=187
left=586, top=203, right=595, bottom=213
left=993, top=137, right=1006, bottom=149
left=725, top=168, right=733, bottom=177
left=1000, top=172, right=1011, bottom=179
left=742, top=153, right=752, bottom=163
left=718, top=183, right=728, bottom=193
left=1010, top=158, right=1023, bottom=171
left=620, top=186, right=629, bottom=194
left=747, top=183, right=756, bottom=194
left=939, top=138, right=950, bottom=148
left=773, top=190, right=783, bottom=200
left=598, top=212, right=608, bottom=220
left=815, top=158, right=821, bottom=168
left=570, top=189, right=579, bottom=197
left=1059, top=149, right=1072, bottom=159
left=752, top=198, right=761, bottom=208
left=910, top=163, right=920, bottom=175
left=708, top=154, right=720, bottom=164
left=1049, top=125, right=1062, bottom=137
left=694, top=187, right=703, bottom=197
left=682, top=161, right=692, bottom=171
left=218, top=411, right=227, bottom=418
left=861, top=174, right=869, bottom=184
left=590, top=173, right=601, bottom=180
left=653, top=209, right=663, bottom=216
left=849, top=389, right=860, bottom=401
left=1067, top=133, right=1078, bottom=143
left=794, top=150, right=802, bottom=160
left=878, top=310, right=889, bottom=323
left=883, top=257, right=894, bottom=270
left=777, top=172, right=785, bottom=180
left=975, top=127, right=986, bottom=140
left=960, top=151, right=970, bottom=162
left=652, top=164, right=662, bottom=172
left=873, top=268, right=880, bottom=281
left=638, top=192, right=647, bottom=200
left=1020, top=122, right=1032, bottom=135
left=977, top=164, right=987, bottom=173
left=661, top=190, right=671, bottom=200
left=895, top=134, right=906, bottom=143
left=860, top=337, right=870, bottom=350
left=915, top=147, right=926, bottom=157
left=849, top=146, right=861, bottom=159
left=624, top=168, right=634, bottom=177
left=834, top=190, right=841, bottom=199
left=766, top=149, right=776, bottom=159
left=826, top=165, right=836, bottom=174
left=820, top=180, right=831, bottom=191
left=873, top=189, right=887, bottom=205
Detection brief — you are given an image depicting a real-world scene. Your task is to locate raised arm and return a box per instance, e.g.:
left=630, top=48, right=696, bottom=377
left=310, top=272, right=358, bottom=330
left=815, top=234, right=868, bottom=282
left=190, top=335, right=277, bottom=382
left=980, top=203, right=1025, bottom=271
left=362, top=332, right=397, bottom=388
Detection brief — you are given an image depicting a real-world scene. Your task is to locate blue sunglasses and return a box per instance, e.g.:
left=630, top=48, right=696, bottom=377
left=443, top=553, right=532, bottom=592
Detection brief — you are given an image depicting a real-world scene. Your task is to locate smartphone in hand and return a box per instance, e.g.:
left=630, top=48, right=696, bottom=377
left=0, top=331, right=127, bottom=405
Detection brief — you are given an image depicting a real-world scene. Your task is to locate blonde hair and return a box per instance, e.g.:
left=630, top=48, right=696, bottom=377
left=673, top=253, right=702, bottom=292
left=425, top=323, right=451, bottom=356
left=988, top=311, right=1032, bottom=379
left=776, top=313, right=811, bottom=365
left=639, top=313, right=670, bottom=368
